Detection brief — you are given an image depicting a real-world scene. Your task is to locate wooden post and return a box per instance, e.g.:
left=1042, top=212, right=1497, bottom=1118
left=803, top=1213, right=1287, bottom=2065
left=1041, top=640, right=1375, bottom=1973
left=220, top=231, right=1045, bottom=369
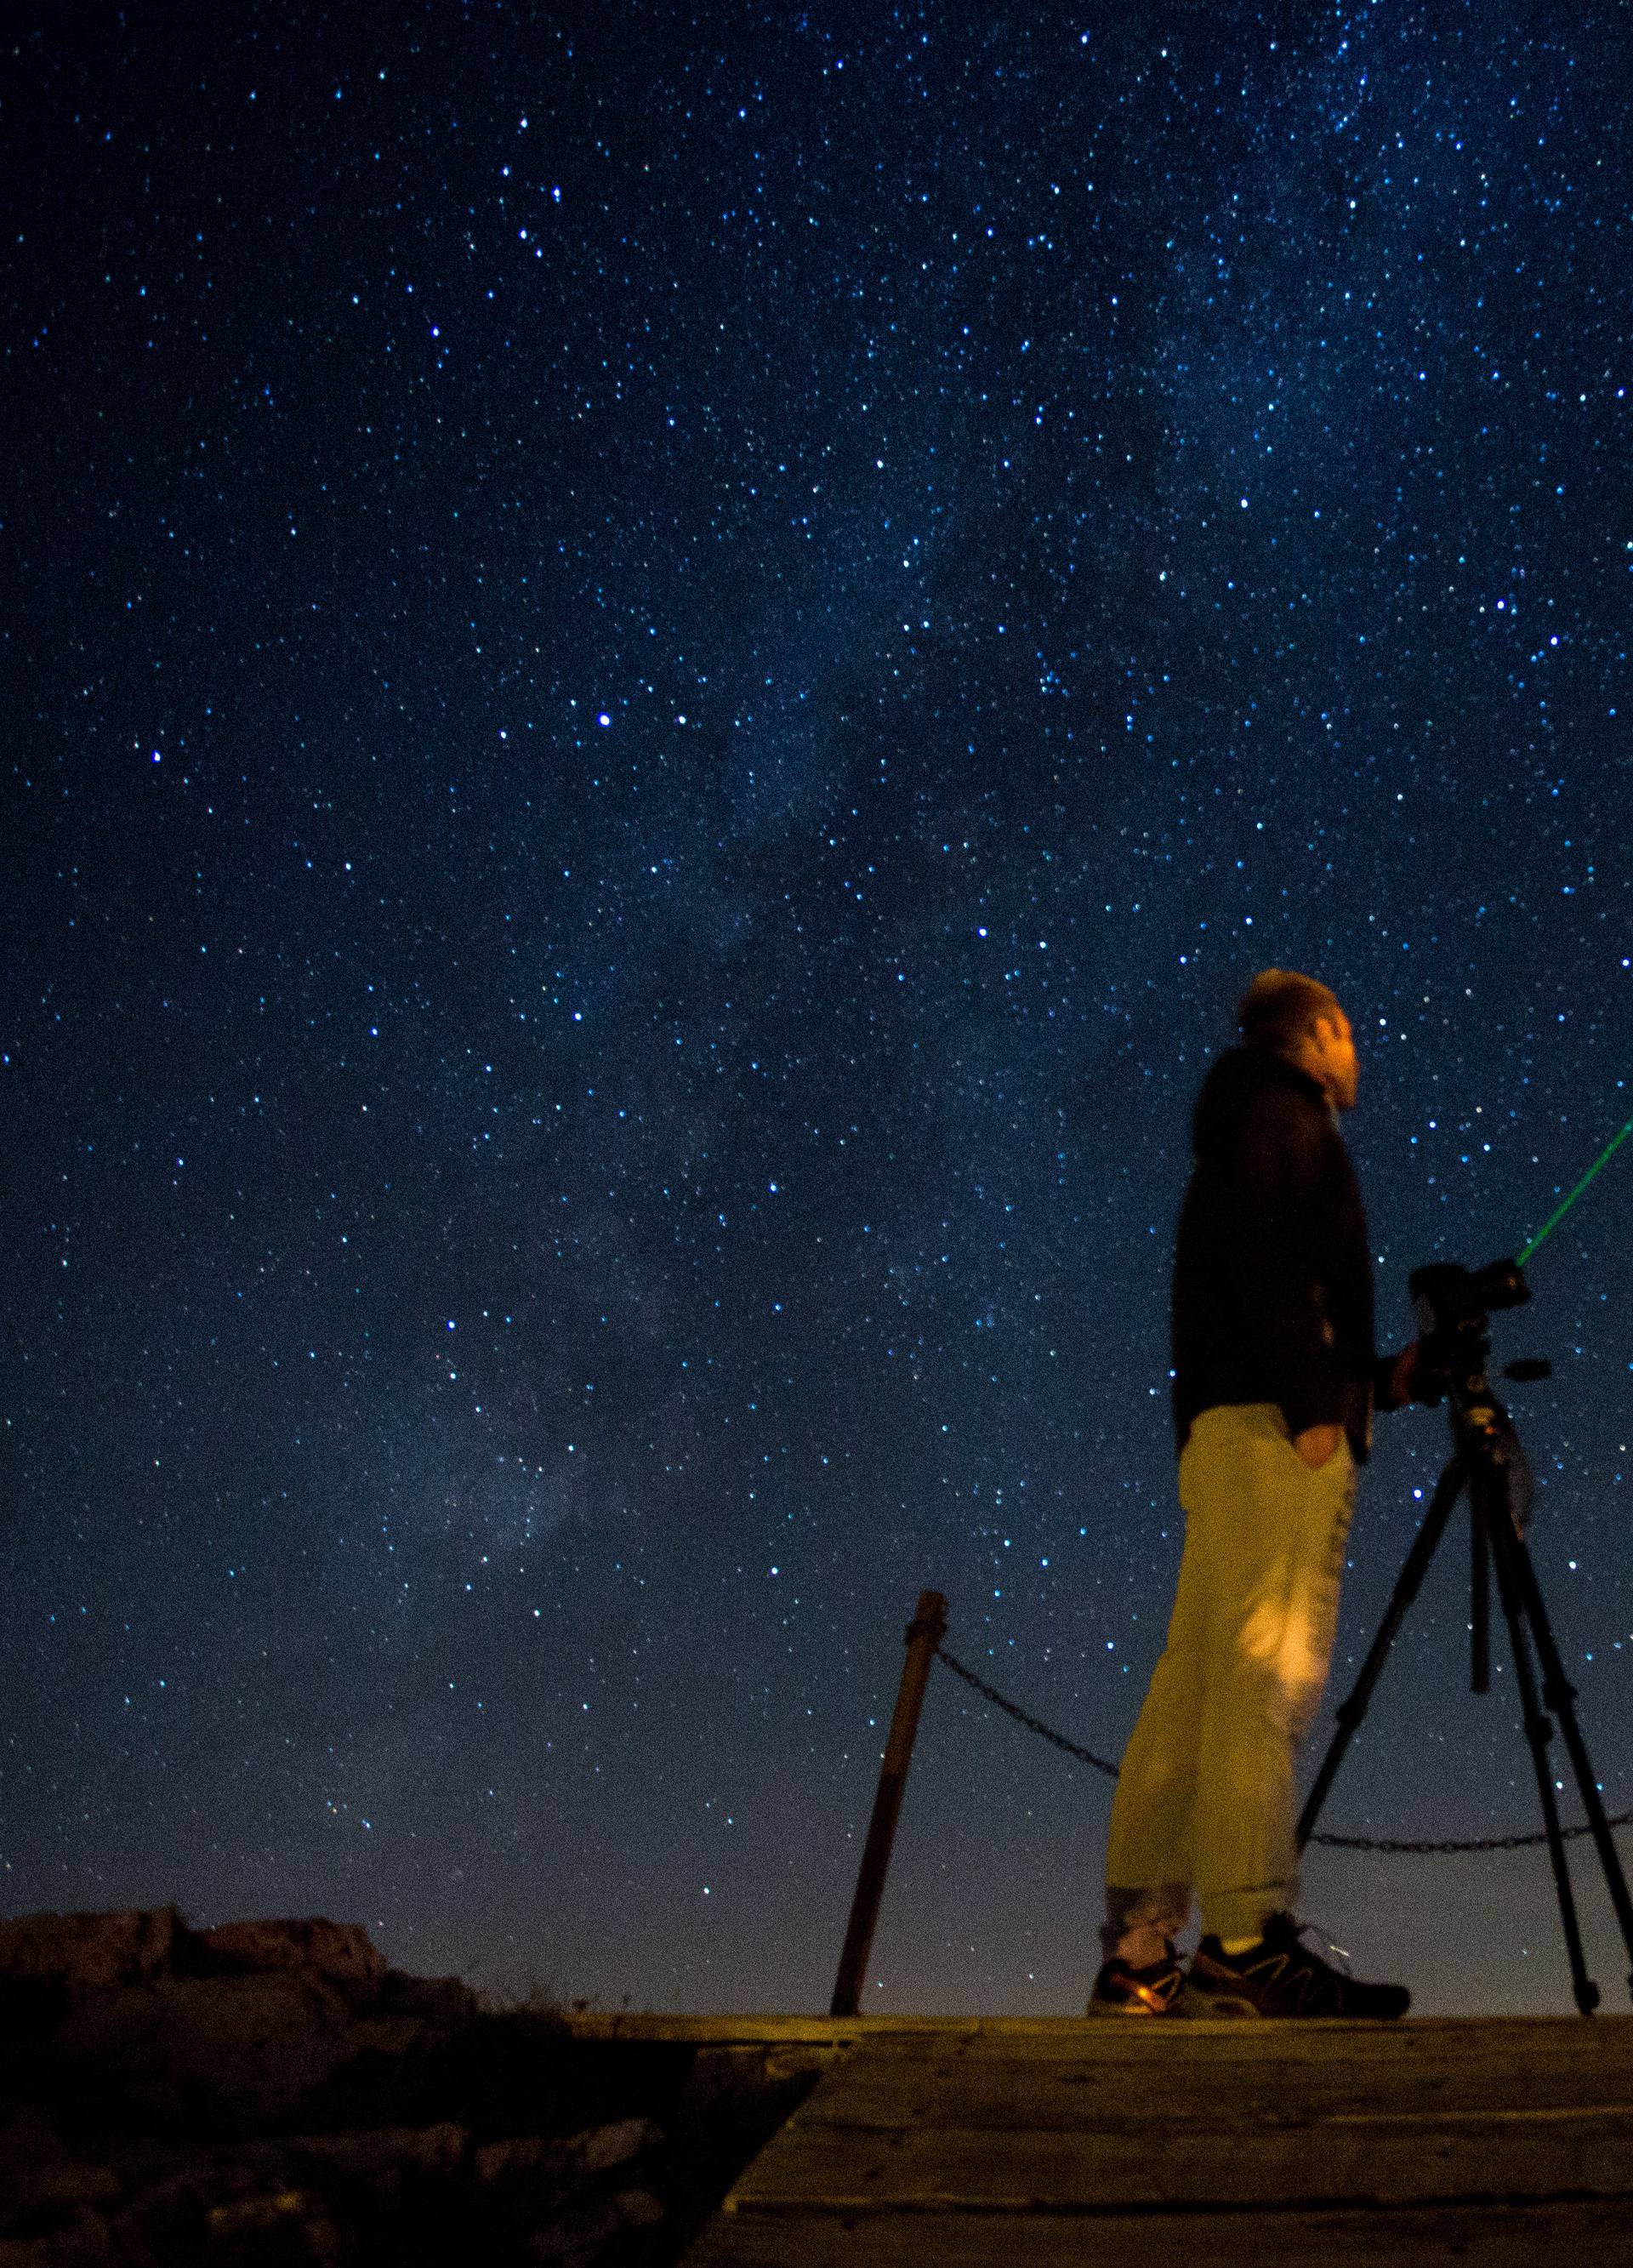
left=829, top=1588, right=948, bottom=2018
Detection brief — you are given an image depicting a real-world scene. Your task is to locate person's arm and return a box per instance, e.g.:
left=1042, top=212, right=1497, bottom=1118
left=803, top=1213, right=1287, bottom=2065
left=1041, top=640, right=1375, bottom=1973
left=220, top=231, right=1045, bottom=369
left=1233, top=1085, right=1346, bottom=1462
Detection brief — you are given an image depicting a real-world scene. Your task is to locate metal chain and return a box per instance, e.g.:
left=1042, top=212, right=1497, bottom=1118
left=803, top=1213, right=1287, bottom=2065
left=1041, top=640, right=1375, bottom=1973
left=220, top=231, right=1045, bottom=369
left=934, top=1644, right=1633, bottom=1855
left=935, top=1646, right=1123, bottom=1779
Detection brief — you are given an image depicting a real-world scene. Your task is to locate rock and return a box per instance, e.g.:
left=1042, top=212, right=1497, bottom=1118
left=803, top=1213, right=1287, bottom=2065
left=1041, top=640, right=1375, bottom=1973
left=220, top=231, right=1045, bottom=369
left=0, top=1911, right=391, bottom=2009
left=0, top=1911, right=178, bottom=1998
left=0, top=2163, right=120, bottom=2242
left=51, top=1975, right=424, bottom=2134
left=373, top=1969, right=481, bottom=2026
left=473, top=2132, right=557, bottom=2185
left=473, top=2117, right=659, bottom=2189
left=192, top=1919, right=386, bottom=1996
left=289, top=2122, right=468, bottom=2187
left=571, top=2117, right=660, bottom=2176
left=0, top=2109, right=118, bottom=2241
left=110, top=2139, right=293, bottom=2250
left=0, top=2208, right=116, bottom=2266
left=0, top=1911, right=773, bottom=2266
left=111, top=2141, right=365, bottom=2264
left=202, top=2188, right=344, bottom=2262
left=527, top=2185, right=666, bottom=2264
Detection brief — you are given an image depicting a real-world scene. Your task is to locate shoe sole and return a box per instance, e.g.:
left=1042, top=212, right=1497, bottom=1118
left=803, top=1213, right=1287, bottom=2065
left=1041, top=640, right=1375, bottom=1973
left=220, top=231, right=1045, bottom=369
left=1085, top=1997, right=1188, bottom=2018
left=1180, top=1984, right=1260, bottom=2017
left=1183, top=1981, right=1408, bottom=2020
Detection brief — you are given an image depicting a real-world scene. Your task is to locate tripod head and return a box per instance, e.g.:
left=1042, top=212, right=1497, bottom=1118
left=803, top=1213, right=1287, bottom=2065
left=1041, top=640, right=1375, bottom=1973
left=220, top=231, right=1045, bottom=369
left=1408, top=1257, right=1542, bottom=1530
left=1408, top=1256, right=1553, bottom=1394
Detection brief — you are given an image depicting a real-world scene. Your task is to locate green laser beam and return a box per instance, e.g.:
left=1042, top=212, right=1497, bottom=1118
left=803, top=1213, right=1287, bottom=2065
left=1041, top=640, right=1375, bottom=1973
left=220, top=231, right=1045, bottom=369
left=1516, top=1114, right=1633, bottom=1268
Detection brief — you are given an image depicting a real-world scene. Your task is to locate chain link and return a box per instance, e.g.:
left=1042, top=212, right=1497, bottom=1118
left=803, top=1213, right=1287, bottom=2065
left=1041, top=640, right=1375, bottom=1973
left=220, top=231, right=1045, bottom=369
left=934, top=1644, right=1633, bottom=1855
left=935, top=1646, right=1123, bottom=1779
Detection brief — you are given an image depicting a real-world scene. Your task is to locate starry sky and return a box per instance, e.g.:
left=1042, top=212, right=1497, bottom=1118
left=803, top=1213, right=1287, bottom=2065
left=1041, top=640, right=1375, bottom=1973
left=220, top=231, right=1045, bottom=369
left=5, top=2, right=1632, bottom=2020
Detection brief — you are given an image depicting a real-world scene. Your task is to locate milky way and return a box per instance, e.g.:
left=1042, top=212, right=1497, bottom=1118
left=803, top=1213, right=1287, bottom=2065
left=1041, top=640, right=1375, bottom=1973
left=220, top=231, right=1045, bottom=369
left=6, top=3, right=1632, bottom=2015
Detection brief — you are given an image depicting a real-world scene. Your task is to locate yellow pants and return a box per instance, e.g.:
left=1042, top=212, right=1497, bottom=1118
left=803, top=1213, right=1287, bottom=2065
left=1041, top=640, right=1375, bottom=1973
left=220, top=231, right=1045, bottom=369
left=1103, top=1403, right=1357, bottom=1952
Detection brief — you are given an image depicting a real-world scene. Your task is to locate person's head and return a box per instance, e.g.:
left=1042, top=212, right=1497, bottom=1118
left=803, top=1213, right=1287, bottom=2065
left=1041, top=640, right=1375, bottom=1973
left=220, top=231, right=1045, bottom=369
left=1237, top=968, right=1358, bottom=1111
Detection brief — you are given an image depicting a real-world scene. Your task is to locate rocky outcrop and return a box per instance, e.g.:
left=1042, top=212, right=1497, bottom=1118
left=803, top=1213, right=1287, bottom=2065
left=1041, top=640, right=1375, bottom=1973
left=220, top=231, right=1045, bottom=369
left=0, top=1910, right=815, bottom=2265
left=0, top=1908, right=183, bottom=1997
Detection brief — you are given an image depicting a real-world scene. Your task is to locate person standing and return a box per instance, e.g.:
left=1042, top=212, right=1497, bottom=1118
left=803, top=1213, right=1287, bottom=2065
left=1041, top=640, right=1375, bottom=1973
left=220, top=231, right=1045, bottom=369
left=1089, top=970, right=1418, bottom=2018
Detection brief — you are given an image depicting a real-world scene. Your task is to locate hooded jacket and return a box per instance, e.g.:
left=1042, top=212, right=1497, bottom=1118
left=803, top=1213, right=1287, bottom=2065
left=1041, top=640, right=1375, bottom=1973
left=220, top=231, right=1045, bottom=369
left=1170, top=1044, right=1398, bottom=1464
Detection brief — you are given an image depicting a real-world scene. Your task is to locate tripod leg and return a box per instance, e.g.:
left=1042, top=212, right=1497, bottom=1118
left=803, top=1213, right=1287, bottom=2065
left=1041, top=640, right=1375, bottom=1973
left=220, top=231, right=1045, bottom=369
left=1483, top=1493, right=1599, bottom=2015
left=1471, top=1503, right=1489, bottom=1695
left=1493, top=1513, right=1633, bottom=2005
left=1298, top=1458, right=1465, bottom=1851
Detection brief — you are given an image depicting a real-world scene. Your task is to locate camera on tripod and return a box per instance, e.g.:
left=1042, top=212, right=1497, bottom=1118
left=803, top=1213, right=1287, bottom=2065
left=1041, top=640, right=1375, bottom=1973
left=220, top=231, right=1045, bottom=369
left=1408, top=1255, right=1528, bottom=1339
left=1403, top=1257, right=1543, bottom=1534
left=1407, top=1257, right=1550, bottom=1411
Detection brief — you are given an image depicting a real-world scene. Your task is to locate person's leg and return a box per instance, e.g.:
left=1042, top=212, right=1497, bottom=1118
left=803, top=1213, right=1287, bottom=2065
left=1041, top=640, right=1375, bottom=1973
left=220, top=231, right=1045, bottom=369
left=1187, top=1404, right=1355, bottom=1945
left=1101, top=1424, right=1226, bottom=1964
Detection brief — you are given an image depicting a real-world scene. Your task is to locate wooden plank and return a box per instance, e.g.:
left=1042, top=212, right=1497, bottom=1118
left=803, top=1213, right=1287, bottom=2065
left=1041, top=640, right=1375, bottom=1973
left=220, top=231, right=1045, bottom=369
left=685, top=2198, right=1633, bottom=2268
left=801, top=2024, right=1633, bottom=2129
left=725, top=2111, right=1633, bottom=2211
left=824, top=2019, right=1633, bottom=2063
left=816, top=2041, right=1633, bottom=2099
left=843, top=2027, right=1627, bottom=2077
left=572, top=2023, right=1633, bottom=2059
left=808, top=2062, right=1633, bottom=2129
left=831, top=2014, right=1633, bottom=2059
left=563, top=2013, right=898, bottom=2044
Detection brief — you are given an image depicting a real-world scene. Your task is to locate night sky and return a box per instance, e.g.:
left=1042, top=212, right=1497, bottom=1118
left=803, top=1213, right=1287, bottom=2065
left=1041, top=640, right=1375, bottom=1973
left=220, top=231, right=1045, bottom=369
left=6, top=3, right=1632, bottom=2021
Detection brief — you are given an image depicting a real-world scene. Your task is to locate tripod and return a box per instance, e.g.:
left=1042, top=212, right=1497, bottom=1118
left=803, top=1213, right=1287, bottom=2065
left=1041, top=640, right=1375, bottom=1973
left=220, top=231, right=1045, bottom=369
left=1297, top=1262, right=1633, bottom=2014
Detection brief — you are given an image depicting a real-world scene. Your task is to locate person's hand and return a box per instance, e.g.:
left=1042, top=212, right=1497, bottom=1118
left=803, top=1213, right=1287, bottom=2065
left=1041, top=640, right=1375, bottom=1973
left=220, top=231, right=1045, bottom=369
left=1293, top=1422, right=1343, bottom=1469
left=1389, top=1341, right=1423, bottom=1405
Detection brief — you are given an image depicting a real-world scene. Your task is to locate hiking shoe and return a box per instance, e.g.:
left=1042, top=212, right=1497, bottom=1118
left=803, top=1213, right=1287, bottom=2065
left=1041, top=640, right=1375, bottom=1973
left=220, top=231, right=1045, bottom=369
left=1186, top=1912, right=1409, bottom=2020
left=1086, top=1946, right=1189, bottom=2017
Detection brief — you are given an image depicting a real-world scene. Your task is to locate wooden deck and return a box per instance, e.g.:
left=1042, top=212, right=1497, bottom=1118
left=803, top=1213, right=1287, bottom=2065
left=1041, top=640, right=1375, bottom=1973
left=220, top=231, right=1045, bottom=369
left=572, top=2013, right=1633, bottom=2265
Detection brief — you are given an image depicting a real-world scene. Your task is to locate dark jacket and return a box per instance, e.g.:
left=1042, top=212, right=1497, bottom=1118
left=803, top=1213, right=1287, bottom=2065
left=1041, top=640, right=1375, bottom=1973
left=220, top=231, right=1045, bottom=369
left=1171, top=1045, right=1398, bottom=1463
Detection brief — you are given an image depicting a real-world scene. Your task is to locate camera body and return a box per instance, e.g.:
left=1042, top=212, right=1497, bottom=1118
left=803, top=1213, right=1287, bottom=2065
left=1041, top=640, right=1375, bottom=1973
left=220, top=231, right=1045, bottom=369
left=1408, top=1257, right=1528, bottom=1342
